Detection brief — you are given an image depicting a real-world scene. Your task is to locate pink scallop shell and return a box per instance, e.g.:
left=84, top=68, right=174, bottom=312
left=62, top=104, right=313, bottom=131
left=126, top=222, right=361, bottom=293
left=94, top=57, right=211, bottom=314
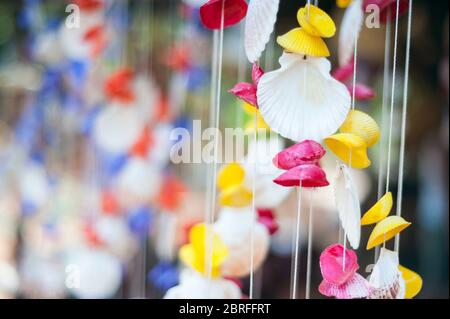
left=273, top=164, right=329, bottom=188
left=273, top=140, right=326, bottom=170
left=319, top=273, right=373, bottom=299
left=347, top=83, right=376, bottom=100
left=319, top=244, right=359, bottom=285
left=200, top=0, right=248, bottom=30
left=332, top=59, right=355, bottom=82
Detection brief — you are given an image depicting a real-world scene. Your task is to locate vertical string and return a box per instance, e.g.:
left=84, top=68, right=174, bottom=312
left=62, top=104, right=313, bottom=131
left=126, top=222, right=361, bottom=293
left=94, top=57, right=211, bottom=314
left=291, top=184, right=303, bottom=299
left=305, top=191, right=314, bottom=299
left=383, top=0, right=401, bottom=251
left=206, top=0, right=225, bottom=282
left=249, top=111, right=258, bottom=299
left=375, top=7, right=392, bottom=263
left=395, top=0, right=413, bottom=253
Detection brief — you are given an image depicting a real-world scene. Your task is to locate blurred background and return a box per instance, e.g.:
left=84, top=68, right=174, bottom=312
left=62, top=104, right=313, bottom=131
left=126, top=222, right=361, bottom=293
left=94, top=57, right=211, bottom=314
left=0, top=0, right=448, bottom=299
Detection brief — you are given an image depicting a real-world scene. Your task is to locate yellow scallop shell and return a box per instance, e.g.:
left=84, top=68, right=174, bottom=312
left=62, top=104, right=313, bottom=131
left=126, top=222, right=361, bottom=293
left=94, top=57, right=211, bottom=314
left=399, top=265, right=423, bottom=299
left=336, top=0, right=353, bottom=8
left=179, top=223, right=228, bottom=278
left=366, top=216, right=411, bottom=250
left=277, top=28, right=330, bottom=57
left=217, top=162, right=245, bottom=191
left=219, top=184, right=253, bottom=208
left=340, top=110, right=381, bottom=148
left=324, top=133, right=371, bottom=169
left=361, top=192, right=393, bottom=225
left=297, top=4, right=336, bottom=38
left=242, top=101, right=257, bottom=115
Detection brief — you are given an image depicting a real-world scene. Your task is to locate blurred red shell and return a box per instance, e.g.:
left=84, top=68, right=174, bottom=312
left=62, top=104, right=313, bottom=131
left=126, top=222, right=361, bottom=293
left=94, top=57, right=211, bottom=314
left=74, top=0, right=103, bottom=11
left=84, top=223, right=104, bottom=247
left=83, top=24, right=107, bottom=58
left=319, top=244, right=359, bottom=286
left=200, top=0, right=248, bottom=30
left=156, top=175, right=188, bottom=211
left=104, top=68, right=135, bottom=104
left=165, top=42, right=191, bottom=72
left=273, top=164, right=329, bottom=188
left=347, top=83, right=376, bottom=101
left=229, top=63, right=264, bottom=108
left=130, top=127, right=154, bottom=158
left=332, top=59, right=354, bottom=82
left=257, top=209, right=279, bottom=235
left=364, top=0, right=409, bottom=23
left=273, top=140, right=326, bottom=170
left=101, top=190, right=120, bottom=215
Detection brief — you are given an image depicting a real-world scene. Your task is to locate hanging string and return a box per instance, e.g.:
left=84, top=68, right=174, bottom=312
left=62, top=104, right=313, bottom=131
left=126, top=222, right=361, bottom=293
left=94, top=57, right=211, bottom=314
left=305, top=191, right=314, bottom=299
left=206, top=0, right=225, bottom=281
left=375, top=7, right=392, bottom=263
left=249, top=111, right=258, bottom=299
left=291, top=184, right=303, bottom=299
left=385, top=0, right=401, bottom=194
left=395, top=0, right=413, bottom=254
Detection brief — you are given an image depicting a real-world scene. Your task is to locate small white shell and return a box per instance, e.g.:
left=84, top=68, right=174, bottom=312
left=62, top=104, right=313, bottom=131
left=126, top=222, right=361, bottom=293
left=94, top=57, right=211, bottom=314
left=369, top=248, right=406, bottom=299
left=214, top=207, right=270, bottom=278
left=245, top=0, right=280, bottom=63
left=333, top=164, right=361, bottom=249
left=258, top=53, right=351, bottom=142
left=338, top=0, right=364, bottom=66
left=164, top=269, right=242, bottom=299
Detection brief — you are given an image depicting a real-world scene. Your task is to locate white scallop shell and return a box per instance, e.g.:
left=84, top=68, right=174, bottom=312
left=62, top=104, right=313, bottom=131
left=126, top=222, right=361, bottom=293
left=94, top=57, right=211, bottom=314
left=242, top=135, right=291, bottom=208
left=369, top=248, right=406, bottom=299
left=339, top=0, right=364, bottom=66
left=164, top=269, right=242, bottom=299
left=257, top=53, right=351, bottom=142
left=214, top=207, right=270, bottom=278
left=0, top=262, right=19, bottom=295
left=333, top=163, right=361, bottom=249
left=245, top=0, right=280, bottom=63
left=93, top=103, right=144, bottom=154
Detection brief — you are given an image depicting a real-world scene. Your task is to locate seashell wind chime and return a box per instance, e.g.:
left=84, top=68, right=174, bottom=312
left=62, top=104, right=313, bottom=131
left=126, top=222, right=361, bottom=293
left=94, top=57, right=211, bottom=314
left=166, top=0, right=422, bottom=300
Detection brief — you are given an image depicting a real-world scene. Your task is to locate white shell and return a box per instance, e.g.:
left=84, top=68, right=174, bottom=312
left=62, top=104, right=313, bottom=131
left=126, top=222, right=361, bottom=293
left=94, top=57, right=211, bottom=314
left=214, top=207, right=270, bottom=278
left=245, top=0, right=280, bottom=63
left=369, top=248, right=406, bottom=299
left=258, top=53, right=351, bottom=142
left=242, top=136, right=291, bottom=208
left=116, top=158, right=161, bottom=206
left=339, top=0, right=364, bottom=66
left=65, top=248, right=122, bottom=299
left=333, top=164, right=361, bottom=249
left=19, top=163, right=50, bottom=208
left=93, top=103, right=143, bottom=154
left=164, top=269, right=242, bottom=299
left=0, top=262, right=19, bottom=295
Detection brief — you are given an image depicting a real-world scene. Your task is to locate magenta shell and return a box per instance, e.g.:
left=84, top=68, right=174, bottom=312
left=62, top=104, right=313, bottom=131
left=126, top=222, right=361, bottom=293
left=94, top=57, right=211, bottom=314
left=229, top=63, right=263, bottom=108
left=363, top=0, right=409, bottom=23
left=273, top=140, right=326, bottom=170
left=319, top=244, right=359, bottom=286
left=332, top=59, right=354, bottom=82
left=273, top=164, right=329, bottom=188
left=347, top=83, right=376, bottom=101
left=257, top=209, right=278, bottom=235
left=200, top=0, right=248, bottom=30
left=319, top=273, right=372, bottom=299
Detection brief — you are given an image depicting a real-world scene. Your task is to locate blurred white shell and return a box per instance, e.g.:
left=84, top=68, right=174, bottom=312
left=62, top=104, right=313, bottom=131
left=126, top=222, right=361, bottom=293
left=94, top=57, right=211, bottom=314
left=93, top=103, right=143, bottom=154
left=333, top=164, right=361, bottom=249
left=369, top=248, right=406, bottom=299
left=164, top=270, right=242, bottom=299
left=242, top=135, right=291, bottom=208
left=338, top=0, right=364, bottom=67
left=214, top=207, right=270, bottom=277
left=245, top=0, right=280, bottom=63
left=95, top=216, right=138, bottom=261
left=116, top=158, right=161, bottom=206
left=258, top=53, right=350, bottom=142
left=0, top=262, right=19, bottom=296
left=154, top=211, right=178, bottom=262
left=65, top=248, right=122, bottom=299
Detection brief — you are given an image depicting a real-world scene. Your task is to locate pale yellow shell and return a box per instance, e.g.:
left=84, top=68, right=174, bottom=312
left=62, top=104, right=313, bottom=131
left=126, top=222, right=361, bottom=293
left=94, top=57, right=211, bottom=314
left=277, top=28, right=330, bottom=57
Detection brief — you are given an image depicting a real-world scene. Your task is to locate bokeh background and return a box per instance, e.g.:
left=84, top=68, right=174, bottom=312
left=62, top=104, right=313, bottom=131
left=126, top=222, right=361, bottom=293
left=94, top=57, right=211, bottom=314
left=0, top=0, right=448, bottom=299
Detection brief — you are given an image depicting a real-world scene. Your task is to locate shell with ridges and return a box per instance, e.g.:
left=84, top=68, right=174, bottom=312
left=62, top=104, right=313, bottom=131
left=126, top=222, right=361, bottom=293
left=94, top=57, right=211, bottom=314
left=324, top=133, right=371, bottom=169
left=361, top=192, right=393, bottom=225
left=340, top=110, right=380, bottom=148
left=277, top=28, right=330, bottom=57
left=366, top=216, right=411, bottom=250
left=297, top=4, right=336, bottom=38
